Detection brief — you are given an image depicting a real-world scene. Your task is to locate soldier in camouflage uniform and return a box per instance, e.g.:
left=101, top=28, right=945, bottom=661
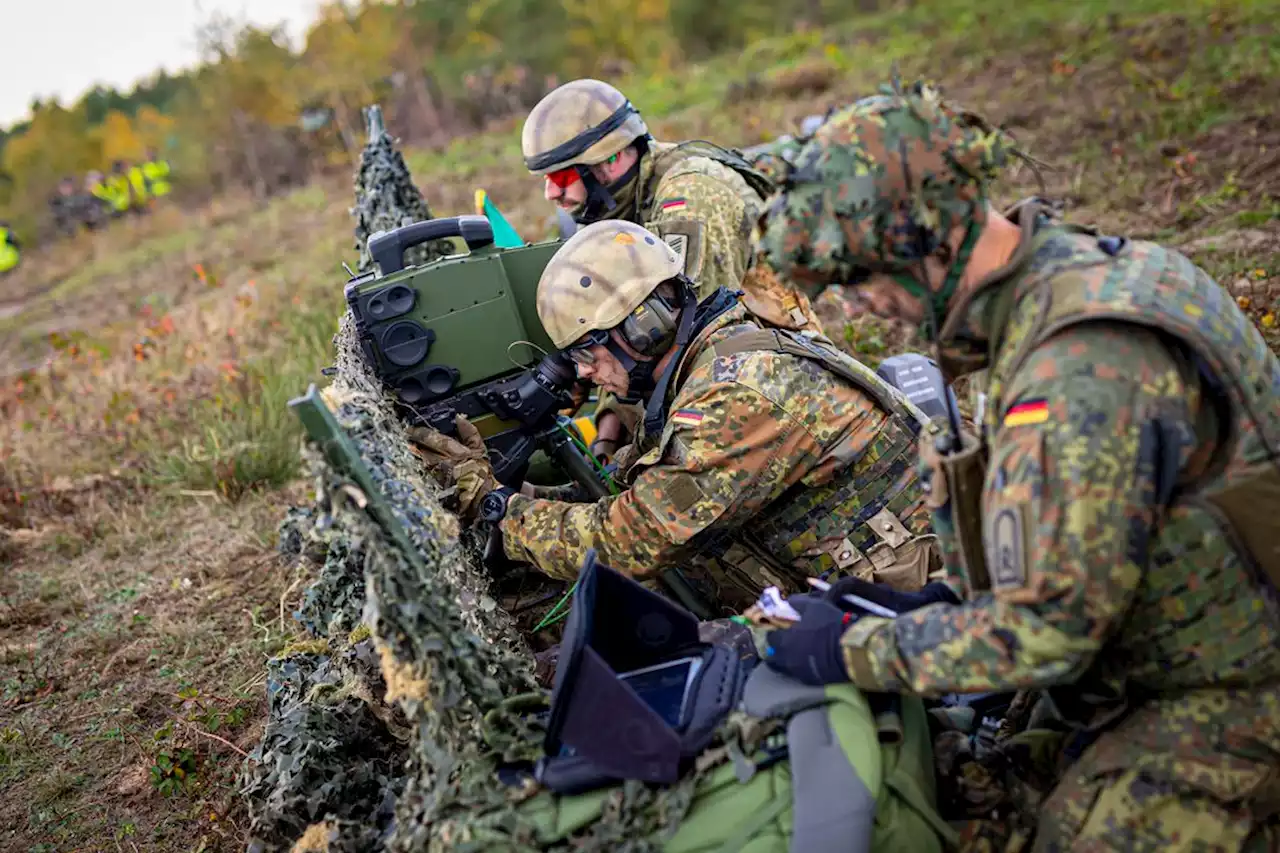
left=522, top=78, right=825, bottom=459
left=455, top=219, right=942, bottom=616
left=753, top=80, right=1280, bottom=851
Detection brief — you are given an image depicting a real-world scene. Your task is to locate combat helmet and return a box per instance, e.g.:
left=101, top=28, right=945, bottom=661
left=522, top=79, right=651, bottom=224
left=758, top=80, right=1019, bottom=338
left=536, top=219, right=682, bottom=351
left=539, top=220, right=718, bottom=433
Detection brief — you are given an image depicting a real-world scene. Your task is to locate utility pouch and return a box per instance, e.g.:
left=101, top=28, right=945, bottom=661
left=1201, top=462, right=1280, bottom=610
left=535, top=551, right=755, bottom=794
left=923, top=426, right=991, bottom=594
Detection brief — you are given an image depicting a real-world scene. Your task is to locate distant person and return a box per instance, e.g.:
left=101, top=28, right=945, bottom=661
left=141, top=148, right=172, bottom=199
left=125, top=159, right=150, bottom=213
left=49, top=175, right=82, bottom=237
left=0, top=221, right=21, bottom=275
left=103, top=163, right=132, bottom=218
left=84, top=171, right=111, bottom=228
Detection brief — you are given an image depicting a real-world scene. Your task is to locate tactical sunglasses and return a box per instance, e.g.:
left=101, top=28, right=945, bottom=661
left=565, top=329, right=611, bottom=365
left=545, top=154, right=621, bottom=190
left=546, top=167, right=581, bottom=189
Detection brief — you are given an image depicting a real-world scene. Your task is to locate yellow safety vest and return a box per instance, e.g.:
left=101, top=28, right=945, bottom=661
left=142, top=159, right=171, bottom=196
left=105, top=175, right=131, bottom=211
left=0, top=228, right=19, bottom=273
left=128, top=166, right=149, bottom=204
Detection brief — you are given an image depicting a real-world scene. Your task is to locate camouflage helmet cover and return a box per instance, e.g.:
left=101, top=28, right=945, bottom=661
left=521, top=79, right=650, bottom=176
left=758, top=81, right=1017, bottom=294
left=536, top=220, right=682, bottom=349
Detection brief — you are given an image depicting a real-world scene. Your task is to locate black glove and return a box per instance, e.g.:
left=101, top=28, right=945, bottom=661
left=822, top=576, right=960, bottom=617
left=763, top=596, right=852, bottom=686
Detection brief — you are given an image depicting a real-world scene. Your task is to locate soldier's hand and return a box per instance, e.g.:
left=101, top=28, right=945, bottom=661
left=763, top=596, right=852, bottom=686
left=590, top=411, right=624, bottom=462
left=408, top=415, right=498, bottom=523
left=822, top=575, right=960, bottom=616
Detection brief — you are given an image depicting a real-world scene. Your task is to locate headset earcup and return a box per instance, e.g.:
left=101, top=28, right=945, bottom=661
left=622, top=293, right=679, bottom=355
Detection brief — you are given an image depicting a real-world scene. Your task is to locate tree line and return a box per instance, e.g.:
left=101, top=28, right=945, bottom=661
left=0, top=0, right=862, bottom=244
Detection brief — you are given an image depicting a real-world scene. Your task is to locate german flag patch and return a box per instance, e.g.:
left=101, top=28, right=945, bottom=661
left=660, top=198, right=688, bottom=212
left=671, top=409, right=704, bottom=427
left=1003, top=399, right=1049, bottom=427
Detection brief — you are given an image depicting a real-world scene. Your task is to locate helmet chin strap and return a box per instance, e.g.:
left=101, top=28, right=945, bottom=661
left=572, top=157, right=643, bottom=225
left=601, top=283, right=738, bottom=436
left=603, top=336, right=657, bottom=399
left=641, top=284, right=738, bottom=436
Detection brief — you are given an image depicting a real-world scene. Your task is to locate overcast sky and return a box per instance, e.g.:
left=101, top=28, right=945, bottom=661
left=2, top=0, right=323, bottom=129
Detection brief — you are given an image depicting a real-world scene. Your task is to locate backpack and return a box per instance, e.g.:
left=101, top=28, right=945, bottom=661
left=504, top=555, right=957, bottom=853
left=518, top=670, right=957, bottom=853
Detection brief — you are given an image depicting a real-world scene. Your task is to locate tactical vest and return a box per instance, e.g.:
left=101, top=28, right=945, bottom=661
left=0, top=228, right=18, bottom=273
left=946, top=227, right=1280, bottom=690
left=624, top=316, right=937, bottom=612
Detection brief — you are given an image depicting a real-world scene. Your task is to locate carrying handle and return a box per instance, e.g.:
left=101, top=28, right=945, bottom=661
left=368, top=215, right=495, bottom=274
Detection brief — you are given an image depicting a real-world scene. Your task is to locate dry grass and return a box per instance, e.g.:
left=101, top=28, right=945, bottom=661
left=1, top=1, right=1278, bottom=849
left=1, top=485, right=308, bottom=851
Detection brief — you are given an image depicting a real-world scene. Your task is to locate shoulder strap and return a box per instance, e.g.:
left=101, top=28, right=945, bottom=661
left=705, top=328, right=928, bottom=429
left=662, top=140, right=778, bottom=200
left=788, top=706, right=879, bottom=853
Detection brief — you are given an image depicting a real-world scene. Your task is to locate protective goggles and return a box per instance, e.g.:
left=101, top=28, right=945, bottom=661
left=565, top=329, right=611, bottom=365
left=545, top=153, right=621, bottom=190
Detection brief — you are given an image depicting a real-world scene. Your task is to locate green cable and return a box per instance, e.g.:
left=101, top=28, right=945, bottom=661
left=532, top=581, right=577, bottom=632
left=531, top=420, right=621, bottom=633
left=556, top=417, right=621, bottom=495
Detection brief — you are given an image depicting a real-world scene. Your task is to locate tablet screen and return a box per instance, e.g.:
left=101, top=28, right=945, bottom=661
left=618, top=657, right=702, bottom=727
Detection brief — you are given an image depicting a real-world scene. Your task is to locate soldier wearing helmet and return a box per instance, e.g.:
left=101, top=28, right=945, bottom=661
left=754, top=80, right=1280, bottom=850
left=458, top=219, right=944, bottom=616
left=522, top=78, right=826, bottom=461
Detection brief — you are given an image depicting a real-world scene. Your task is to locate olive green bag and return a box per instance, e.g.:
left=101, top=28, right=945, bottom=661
left=518, top=670, right=957, bottom=853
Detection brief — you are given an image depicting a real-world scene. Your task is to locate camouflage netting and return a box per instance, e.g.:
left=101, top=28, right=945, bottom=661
left=261, top=322, right=783, bottom=852
left=351, top=104, right=456, bottom=274
left=292, top=389, right=783, bottom=852
left=244, top=104, right=536, bottom=852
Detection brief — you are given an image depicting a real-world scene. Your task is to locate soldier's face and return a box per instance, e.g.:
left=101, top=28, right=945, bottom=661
left=543, top=148, right=639, bottom=210
left=572, top=343, right=630, bottom=395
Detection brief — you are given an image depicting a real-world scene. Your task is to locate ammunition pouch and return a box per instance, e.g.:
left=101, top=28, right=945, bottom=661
left=535, top=551, right=755, bottom=794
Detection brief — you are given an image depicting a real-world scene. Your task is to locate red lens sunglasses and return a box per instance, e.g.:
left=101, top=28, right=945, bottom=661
left=545, top=154, right=620, bottom=190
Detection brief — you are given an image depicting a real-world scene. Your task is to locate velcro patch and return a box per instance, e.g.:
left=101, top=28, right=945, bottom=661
left=1003, top=399, right=1049, bottom=428
left=986, top=505, right=1028, bottom=590
left=667, top=473, right=705, bottom=513
left=647, top=218, right=705, bottom=281
left=670, top=409, right=704, bottom=428
left=663, top=232, right=688, bottom=266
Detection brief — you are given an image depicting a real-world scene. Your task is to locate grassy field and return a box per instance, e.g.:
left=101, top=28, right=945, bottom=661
left=2, top=1, right=1278, bottom=849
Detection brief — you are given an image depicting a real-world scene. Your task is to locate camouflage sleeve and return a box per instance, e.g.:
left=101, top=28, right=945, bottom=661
left=838, top=325, right=1192, bottom=696
left=644, top=169, right=759, bottom=299
left=499, top=377, right=825, bottom=581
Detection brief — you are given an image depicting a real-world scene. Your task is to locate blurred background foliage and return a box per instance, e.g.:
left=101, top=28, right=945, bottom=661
left=0, top=0, right=864, bottom=242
